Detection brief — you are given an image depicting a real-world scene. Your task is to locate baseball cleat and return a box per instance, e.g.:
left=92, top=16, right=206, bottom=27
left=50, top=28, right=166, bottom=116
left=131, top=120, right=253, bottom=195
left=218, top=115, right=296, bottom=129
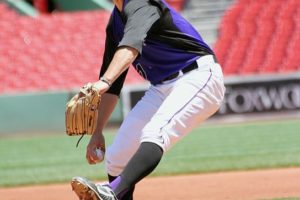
left=71, top=176, right=118, bottom=200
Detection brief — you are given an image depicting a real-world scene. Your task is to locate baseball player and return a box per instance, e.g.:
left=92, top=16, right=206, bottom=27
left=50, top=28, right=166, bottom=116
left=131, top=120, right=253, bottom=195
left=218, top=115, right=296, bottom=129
left=71, top=0, right=225, bottom=199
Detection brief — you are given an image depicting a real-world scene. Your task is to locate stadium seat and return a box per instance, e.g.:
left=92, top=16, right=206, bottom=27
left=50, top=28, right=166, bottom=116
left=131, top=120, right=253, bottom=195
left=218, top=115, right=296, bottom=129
left=165, top=0, right=186, bottom=11
left=1, top=2, right=147, bottom=94
left=281, top=5, right=300, bottom=72
left=241, top=0, right=283, bottom=74
left=214, top=0, right=300, bottom=75
left=0, top=3, right=113, bottom=93
left=221, top=0, right=268, bottom=74
left=0, top=3, right=19, bottom=20
left=260, top=0, right=299, bottom=73
left=1, top=0, right=299, bottom=93
left=214, top=4, right=244, bottom=65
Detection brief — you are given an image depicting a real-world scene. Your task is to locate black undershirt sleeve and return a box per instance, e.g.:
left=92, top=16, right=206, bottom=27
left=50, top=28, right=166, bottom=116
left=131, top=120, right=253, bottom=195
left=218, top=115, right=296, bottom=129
left=99, top=0, right=161, bottom=96
left=118, top=0, right=161, bottom=53
left=99, top=22, right=129, bottom=96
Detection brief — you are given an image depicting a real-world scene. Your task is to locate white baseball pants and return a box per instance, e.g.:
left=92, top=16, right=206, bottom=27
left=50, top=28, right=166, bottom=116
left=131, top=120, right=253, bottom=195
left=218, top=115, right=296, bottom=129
left=105, top=55, right=226, bottom=176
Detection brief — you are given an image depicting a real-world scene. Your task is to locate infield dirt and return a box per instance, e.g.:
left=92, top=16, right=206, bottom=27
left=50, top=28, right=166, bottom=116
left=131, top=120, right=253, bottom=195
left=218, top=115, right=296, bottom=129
left=1, top=167, right=300, bottom=200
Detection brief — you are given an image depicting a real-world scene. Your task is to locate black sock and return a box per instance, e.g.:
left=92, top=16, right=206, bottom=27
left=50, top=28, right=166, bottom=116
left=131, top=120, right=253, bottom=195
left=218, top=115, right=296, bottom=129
left=112, top=142, right=163, bottom=198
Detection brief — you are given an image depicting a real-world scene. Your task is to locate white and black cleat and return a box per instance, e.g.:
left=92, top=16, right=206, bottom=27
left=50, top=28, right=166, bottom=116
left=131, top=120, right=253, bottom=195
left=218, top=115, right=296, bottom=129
left=71, top=176, right=118, bottom=200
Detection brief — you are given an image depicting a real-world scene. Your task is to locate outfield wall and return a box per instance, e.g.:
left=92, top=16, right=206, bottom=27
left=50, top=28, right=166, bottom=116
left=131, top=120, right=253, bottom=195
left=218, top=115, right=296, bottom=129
left=0, top=91, right=123, bottom=134
left=0, top=73, right=299, bottom=134
left=121, top=73, right=300, bottom=116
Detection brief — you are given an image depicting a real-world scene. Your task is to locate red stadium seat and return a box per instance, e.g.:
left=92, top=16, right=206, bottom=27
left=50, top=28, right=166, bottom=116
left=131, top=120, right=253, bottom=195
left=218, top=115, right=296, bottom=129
left=165, top=0, right=186, bottom=11
left=214, top=4, right=244, bottom=65
left=260, top=0, right=298, bottom=73
left=281, top=5, right=300, bottom=72
left=1, top=0, right=299, bottom=93
left=220, top=0, right=268, bottom=74
left=240, top=0, right=282, bottom=74
left=214, top=0, right=300, bottom=75
left=0, top=4, right=115, bottom=93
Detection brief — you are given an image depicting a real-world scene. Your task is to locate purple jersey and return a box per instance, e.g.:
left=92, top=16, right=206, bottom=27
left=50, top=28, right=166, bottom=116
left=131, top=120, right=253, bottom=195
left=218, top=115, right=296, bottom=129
left=100, top=0, right=215, bottom=95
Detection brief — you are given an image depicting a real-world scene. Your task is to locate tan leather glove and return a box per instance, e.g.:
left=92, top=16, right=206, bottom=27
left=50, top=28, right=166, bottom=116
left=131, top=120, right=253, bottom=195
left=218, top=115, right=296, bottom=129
left=65, top=83, right=101, bottom=136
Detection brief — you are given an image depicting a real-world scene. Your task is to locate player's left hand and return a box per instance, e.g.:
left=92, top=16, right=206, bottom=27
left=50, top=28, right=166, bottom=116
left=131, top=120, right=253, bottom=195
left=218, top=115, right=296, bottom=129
left=65, top=83, right=101, bottom=136
left=92, top=79, right=110, bottom=95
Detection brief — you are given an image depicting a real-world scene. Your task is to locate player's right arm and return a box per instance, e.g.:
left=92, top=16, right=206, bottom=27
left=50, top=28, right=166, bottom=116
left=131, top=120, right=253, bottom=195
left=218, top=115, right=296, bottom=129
left=86, top=93, right=118, bottom=164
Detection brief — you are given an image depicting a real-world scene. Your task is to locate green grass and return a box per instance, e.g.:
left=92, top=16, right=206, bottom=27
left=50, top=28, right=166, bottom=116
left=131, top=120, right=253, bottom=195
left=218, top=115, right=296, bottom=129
left=0, top=119, right=300, bottom=187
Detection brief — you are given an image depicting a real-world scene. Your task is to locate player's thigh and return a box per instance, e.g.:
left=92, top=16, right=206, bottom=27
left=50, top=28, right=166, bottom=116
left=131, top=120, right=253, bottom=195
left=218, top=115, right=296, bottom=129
left=141, top=68, right=225, bottom=151
left=105, top=87, right=165, bottom=176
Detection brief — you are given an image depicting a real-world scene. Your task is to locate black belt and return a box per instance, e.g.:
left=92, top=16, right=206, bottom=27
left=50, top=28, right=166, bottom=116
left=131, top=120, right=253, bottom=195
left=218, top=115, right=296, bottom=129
left=159, top=55, right=218, bottom=84
left=159, top=62, right=198, bottom=83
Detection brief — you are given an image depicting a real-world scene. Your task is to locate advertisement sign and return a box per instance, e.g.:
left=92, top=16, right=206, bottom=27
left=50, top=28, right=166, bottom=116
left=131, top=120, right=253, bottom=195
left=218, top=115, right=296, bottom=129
left=121, top=74, right=300, bottom=117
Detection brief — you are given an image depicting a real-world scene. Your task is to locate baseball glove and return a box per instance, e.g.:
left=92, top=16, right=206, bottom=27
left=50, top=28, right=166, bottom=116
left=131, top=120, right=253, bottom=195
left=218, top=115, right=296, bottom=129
left=65, top=83, right=101, bottom=136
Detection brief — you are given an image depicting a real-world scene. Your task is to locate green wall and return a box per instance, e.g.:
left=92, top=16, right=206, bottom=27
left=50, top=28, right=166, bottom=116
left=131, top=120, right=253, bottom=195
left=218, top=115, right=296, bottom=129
left=3, top=0, right=113, bottom=17
left=0, top=91, right=122, bottom=134
left=52, top=0, right=113, bottom=11
left=5, top=0, right=38, bottom=17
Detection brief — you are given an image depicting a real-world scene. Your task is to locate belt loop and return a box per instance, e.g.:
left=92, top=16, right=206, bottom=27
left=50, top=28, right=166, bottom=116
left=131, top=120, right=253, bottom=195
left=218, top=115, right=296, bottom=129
left=178, top=70, right=184, bottom=76
left=213, top=55, right=218, bottom=63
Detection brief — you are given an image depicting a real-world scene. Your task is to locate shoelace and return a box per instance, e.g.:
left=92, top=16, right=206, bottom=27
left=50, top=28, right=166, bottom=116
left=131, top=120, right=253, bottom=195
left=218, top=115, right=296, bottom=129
left=76, top=134, right=85, bottom=148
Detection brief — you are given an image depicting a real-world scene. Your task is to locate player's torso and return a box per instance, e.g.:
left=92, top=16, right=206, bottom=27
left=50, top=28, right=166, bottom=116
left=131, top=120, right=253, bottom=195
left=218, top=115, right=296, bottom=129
left=108, top=0, right=214, bottom=85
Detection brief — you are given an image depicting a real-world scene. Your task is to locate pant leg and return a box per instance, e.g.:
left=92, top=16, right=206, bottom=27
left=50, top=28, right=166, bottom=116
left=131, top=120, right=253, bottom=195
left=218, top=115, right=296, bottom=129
left=105, top=85, right=169, bottom=176
left=141, top=56, right=225, bottom=152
